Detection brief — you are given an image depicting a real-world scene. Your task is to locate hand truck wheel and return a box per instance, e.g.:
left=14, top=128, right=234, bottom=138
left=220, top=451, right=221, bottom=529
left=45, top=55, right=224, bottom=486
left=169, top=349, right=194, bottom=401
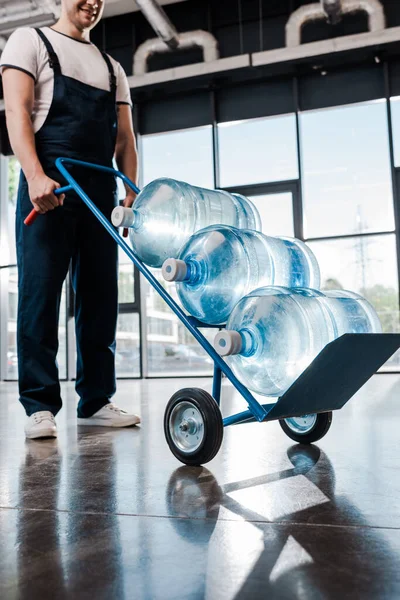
left=164, top=388, right=223, bottom=466
left=279, top=412, right=332, bottom=444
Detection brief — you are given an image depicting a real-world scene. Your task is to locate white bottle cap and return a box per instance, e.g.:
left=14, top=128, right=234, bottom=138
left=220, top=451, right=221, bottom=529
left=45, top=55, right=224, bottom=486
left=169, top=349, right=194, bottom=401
left=111, top=206, right=135, bottom=228
left=214, top=330, right=242, bottom=356
left=162, top=258, right=188, bottom=282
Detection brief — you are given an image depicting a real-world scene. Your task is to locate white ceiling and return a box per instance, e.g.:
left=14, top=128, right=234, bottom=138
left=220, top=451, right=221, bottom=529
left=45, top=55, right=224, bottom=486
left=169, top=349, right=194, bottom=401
left=103, top=0, right=188, bottom=19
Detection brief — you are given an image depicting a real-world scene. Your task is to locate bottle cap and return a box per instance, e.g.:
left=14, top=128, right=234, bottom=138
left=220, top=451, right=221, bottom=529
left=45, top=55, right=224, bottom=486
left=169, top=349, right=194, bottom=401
left=214, top=330, right=242, bottom=356
left=111, top=206, right=135, bottom=228
left=162, top=258, right=188, bottom=282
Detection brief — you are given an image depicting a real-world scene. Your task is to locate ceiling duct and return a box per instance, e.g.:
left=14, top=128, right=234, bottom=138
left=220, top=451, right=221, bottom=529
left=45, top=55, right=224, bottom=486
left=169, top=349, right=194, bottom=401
left=0, top=0, right=60, bottom=35
left=133, top=29, right=219, bottom=75
left=286, top=0, right=386, bottom=47
left=135, top=0, right=179, bottom=49
left=322, top=0, right=342, bottom=24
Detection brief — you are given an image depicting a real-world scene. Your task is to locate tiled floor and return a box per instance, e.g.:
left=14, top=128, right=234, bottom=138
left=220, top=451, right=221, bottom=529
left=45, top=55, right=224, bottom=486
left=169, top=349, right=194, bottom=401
left=1, top=374, right=400, bottom=599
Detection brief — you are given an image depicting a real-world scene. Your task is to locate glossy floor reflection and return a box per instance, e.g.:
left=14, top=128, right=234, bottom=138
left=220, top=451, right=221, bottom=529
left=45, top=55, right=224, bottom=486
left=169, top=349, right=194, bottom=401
left=1, top=375, right=400, bottom=599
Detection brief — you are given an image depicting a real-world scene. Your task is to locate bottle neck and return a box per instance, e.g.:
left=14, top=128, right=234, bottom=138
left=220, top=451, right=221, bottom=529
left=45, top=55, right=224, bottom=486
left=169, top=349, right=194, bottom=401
left=185, top=259, right=205, bottom=285
left=240, top=328, right=258, bottom=357
left=131, top=209, right=142, bottom=231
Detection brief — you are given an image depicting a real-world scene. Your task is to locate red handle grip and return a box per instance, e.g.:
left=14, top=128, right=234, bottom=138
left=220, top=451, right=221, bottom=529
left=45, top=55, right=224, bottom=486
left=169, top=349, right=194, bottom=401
left=24, top=209, right=40, bottom=226
left=24, top=186, right=68, bottom=226
left=123, top=228, right=129, bottom=238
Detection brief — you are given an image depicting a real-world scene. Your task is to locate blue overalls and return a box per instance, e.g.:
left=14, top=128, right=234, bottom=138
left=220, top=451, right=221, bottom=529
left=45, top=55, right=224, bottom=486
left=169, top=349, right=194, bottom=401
left=16, top=28, right=119, bottom=418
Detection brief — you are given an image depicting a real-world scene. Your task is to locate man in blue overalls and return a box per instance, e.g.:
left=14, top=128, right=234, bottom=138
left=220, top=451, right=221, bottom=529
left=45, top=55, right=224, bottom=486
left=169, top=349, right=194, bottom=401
left=1, top=0, right=141, bottom=438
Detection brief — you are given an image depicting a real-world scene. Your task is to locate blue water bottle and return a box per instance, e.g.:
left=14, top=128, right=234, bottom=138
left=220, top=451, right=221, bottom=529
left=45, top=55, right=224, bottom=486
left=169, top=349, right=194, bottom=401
left=214, top=287, right=382, bottom=396
left=162, top=225, right=320, bottom=325
left=111, top=179, right=261, bottom=267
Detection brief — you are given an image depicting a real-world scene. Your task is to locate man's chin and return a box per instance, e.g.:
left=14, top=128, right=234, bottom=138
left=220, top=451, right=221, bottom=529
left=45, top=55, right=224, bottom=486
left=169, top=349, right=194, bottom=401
left=81, top=18, right=100, bottom=30
left=74, top=17, right=96, bottom=31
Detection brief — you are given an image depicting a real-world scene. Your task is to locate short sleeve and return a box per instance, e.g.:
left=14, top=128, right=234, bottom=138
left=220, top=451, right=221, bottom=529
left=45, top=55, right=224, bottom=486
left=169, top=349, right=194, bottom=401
left=0, top=28, right=39, bottom=80
left=115, top=62, right=132, bottom=106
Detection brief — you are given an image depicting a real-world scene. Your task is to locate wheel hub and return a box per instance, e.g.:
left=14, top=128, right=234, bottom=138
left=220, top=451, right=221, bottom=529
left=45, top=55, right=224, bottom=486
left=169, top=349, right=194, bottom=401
left=179, top=418, right=198, bottom=435
left=284, top=414, right=317, bottom=434
left=169, top=401, right=204, bottom=453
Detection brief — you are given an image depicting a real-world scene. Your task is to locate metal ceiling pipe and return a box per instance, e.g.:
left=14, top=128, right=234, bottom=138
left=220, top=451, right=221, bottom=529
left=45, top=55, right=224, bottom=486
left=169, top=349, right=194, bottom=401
left=133, top=29, right=219, bottom=75
left=0, top=1, right=41, bottom=20
left=0, top=0, right=59, bottom=27
left=341, top=0, right=385, bottom=29
left=322, top=0, right=342, bottom=24
left=135, top=0, right=180, bottom=50
left=0, top=1, right=60, bottom=36
left=40, top=0, right=61, bottom=18
left=286, top=0, right=385, bottom=47
left=286, top=4, right=327, bottom=47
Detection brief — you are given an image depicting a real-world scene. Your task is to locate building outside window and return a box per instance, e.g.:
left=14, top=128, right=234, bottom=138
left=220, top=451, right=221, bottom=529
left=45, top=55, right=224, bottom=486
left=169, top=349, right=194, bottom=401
left=141, top=126, right=215, bottom=376
left=300, top=100, right=400, bottom=369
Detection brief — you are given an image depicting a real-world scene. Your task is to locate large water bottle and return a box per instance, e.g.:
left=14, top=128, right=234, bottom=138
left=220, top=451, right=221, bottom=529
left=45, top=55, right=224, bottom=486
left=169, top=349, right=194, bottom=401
left=161, top=225, right=320, bottom=325
left=111, top=179, right=261, bottom=267
left=214, top=287, right=382, bottom=397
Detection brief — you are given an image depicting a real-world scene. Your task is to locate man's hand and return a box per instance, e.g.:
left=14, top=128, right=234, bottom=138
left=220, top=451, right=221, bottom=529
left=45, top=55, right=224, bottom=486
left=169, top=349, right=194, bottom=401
left=122, top=193, right=137, bottom=209
left=28, top=172, right=66, bottom=214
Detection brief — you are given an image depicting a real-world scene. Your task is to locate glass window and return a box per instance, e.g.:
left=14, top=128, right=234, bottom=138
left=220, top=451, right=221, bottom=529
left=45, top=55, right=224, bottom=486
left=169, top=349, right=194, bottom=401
left=141, top=126, right=214, bottom=188
left=391, top=96, right=400, bottom=167
left=116, top=312, right=140, bottom=377
left=118, top=246, right=135, bottom=304
left=57, top=283, right=67, bottom=380
left=5, top=268, right=67, bottom=380
left=114, top=164, right=136, bottom=305
left=308, top=234, right=400, bottom=369
left=142, top=126, right=215, bottom=376
left=148, top=316, right=173, bottom=337
left=218, top=114, right=298, bottom=187
left=5, top=267, right=18, bottom=380
left=301, top=101, right=395, bottom=238
left=5, top=157, right=20, bottom=267
left=249, top=192, right=294, bottom=237
left=145, top=270, right=214, bottom=377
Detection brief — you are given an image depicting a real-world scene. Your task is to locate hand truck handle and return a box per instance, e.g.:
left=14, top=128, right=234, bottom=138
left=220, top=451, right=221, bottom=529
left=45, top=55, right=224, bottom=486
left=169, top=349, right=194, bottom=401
left=23, top=185, right=72, bottom=226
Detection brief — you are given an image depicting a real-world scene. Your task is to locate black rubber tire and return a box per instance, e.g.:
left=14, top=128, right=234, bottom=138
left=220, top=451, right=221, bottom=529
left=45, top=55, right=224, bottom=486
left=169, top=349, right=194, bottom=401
left=164, top=388, right=223, bottom=466
left=279, top=412, right=333, bottom=444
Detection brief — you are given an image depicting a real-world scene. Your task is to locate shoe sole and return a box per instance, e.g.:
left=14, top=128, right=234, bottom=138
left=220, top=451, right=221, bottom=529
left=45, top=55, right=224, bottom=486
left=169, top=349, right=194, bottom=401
left=77, top=417, right=141, bottom=428
left=25, top=429, right=58, bottom=440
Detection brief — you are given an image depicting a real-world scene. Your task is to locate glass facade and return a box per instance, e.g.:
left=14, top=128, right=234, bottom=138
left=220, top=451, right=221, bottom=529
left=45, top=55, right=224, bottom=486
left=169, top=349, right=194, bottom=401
left=301, top=100, right=400, bottom=369
left=4, top=267, right=68, bottom=381
left=218, top=114, right=298, bottom=187
left=308, top=235, right=399, bottom=327
left=391, top=97, right=400, bottom=168
left=1, top=97, right=400, bottom=378
left=301, top=101, right=395, bottom=238
left=141, top=126, right=215, bottom=376
left=141, top=126, right=214, bottom=188
left=250, top=192, right=294, bottom=237
left=115, top=312, right=140, bottom=377
left=144, top=270, right=214, bottom=376
left=5, top=267, right=18, bottom=380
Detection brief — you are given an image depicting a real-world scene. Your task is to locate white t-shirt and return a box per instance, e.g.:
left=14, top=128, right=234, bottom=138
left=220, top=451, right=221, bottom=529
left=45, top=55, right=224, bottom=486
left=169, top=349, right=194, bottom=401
left=0, top=27, right=132, bottom=133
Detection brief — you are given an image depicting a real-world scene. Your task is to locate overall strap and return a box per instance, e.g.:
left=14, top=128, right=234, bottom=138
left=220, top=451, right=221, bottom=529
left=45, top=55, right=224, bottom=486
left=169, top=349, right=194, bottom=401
left=35, top=28, right=61, bottom=75
left=100, top=51, right=117, bottom=95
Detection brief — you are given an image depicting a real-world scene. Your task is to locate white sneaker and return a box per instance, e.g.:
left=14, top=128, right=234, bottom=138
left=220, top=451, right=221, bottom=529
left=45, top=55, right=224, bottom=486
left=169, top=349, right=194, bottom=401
left=77, top=403, right=141, bottom=428
left=25, top=411, right=57, bottom=439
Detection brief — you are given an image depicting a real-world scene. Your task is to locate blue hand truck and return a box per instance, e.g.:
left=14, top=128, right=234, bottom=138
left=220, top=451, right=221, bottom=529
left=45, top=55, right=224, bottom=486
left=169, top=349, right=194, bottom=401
left=39, top=158, right=400, bottom=465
